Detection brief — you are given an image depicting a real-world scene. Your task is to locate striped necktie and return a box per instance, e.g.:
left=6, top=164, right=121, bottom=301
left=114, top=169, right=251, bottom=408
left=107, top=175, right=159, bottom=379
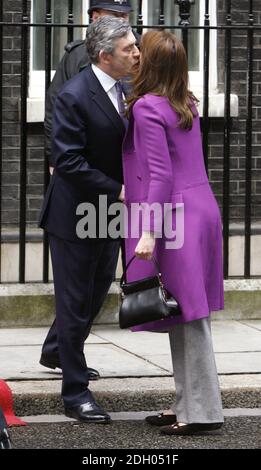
left=115, top=81, right=129, bottom=129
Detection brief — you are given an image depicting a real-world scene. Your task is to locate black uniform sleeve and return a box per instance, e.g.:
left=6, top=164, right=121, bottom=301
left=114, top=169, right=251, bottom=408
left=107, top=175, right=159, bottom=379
left=44, top=42, right=89, bottom=166
left=44, top=52, right=71, bottom=166
left=53, top=91, right=122, bottom=198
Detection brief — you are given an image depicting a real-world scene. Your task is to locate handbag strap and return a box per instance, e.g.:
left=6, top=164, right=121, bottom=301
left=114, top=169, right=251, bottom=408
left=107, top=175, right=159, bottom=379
left=120, top=255, right=162, bottom=287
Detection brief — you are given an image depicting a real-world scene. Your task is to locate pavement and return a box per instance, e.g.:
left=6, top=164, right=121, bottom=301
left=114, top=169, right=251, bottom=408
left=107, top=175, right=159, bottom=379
left=0, top=319, right=261, bottom=419
left=0, top=320, right=261, bottom=450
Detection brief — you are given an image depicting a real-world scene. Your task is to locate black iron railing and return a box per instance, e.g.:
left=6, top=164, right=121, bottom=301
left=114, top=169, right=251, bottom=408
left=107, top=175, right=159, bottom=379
left=0, top=1, right=2, bottom=284
left=0, top=0, right=260, bottom=283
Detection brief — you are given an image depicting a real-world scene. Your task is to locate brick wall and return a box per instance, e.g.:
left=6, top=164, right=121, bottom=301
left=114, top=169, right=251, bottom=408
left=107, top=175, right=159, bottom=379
left=2, top=0, right=44, bottom=227
left=213, top=0, right=261, bottom=220
left=1, top=0, right=261, bottom=228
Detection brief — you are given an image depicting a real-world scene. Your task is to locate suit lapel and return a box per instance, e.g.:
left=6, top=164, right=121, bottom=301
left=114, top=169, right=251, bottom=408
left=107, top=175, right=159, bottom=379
left=85, top=65, right=126, bottom=137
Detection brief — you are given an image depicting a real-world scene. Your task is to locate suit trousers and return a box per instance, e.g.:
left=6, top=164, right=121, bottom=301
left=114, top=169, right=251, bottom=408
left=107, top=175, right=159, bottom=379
left=168, top=317, right=224, bottom=424
left=46, top=234, right=120, bottom=407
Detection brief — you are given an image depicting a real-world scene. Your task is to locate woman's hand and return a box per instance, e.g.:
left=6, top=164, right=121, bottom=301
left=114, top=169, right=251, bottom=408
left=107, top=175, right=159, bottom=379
left=135, top=232, right=156, bottom=260
left=118, top=185, right=125, bottom=202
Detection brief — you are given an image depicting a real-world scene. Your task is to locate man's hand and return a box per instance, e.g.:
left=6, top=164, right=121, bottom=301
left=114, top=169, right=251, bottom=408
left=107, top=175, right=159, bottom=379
left=118, top=185, right=125, bottom=202
left=49, top=166, right=54, bottom=175
left=135, top=231, right=156, bottom=260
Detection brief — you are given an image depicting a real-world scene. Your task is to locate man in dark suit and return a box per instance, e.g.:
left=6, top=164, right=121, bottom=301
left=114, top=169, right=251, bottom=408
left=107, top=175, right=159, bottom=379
left=45, top=0, right=136, bottom=169
left=41, top=0, right=137, bottom=382
left=39, top=16, right=139, bottom=423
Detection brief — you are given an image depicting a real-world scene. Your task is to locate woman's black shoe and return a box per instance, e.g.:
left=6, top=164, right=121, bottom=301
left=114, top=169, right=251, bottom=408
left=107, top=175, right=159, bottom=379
left=160, top=422, right=223, bottom=435
left=145, top=413, right=177, bottom=426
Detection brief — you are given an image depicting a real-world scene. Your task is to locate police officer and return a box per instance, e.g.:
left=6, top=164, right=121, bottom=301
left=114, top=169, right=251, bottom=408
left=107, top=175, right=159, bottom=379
left=40, top=1, right=136, bottom=380
left=45, top=0, right=136, bottom=167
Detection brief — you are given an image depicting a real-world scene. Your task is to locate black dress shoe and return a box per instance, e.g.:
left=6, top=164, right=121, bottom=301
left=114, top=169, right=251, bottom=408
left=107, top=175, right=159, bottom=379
left=65, top=395, right=111, bottom=424
left=39, top=354, right=100, bottom=380
left=145, top=413, right=177, bottom=426
left=0, top=428, right=12, bottom=449
left=87, top=367, right=100, bottom=381
left=160, top=422, right=223, bottom=435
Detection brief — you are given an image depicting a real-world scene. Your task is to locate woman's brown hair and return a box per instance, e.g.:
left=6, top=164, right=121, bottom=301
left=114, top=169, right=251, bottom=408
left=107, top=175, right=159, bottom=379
left=127, top=30, right=199, bottom=130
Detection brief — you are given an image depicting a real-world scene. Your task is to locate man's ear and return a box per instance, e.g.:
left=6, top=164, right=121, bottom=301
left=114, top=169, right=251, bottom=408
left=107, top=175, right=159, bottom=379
left=91, top=11, right=100, bottom=21
left=99, top=50, right=111, bottom=65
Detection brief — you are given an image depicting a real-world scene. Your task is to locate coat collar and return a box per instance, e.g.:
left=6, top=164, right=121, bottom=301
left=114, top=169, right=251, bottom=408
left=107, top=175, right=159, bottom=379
left=84, top=65, right=126, bottom=137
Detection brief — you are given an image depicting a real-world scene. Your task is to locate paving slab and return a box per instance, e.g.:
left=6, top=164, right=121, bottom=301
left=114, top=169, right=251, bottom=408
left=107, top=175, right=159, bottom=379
left=211, top=320, right=261, bottom=352
left=140, top=354, right=172, bottom=372
left=215, top=352, right=261, bottom=374
left=0, top=327, right=107, bottom=346
left=0, top=343, right=167, bottom=381
left=242, top=320, right=261, bottom=332
left=92, top=327, right=172, bottom=355
left=81, top=344, right=168, bottom=377
left=93, top=321, right=261, bottom=355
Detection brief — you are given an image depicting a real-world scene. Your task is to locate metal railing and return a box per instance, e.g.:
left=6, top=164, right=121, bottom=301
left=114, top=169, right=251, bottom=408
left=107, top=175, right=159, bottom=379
left=0, top=0, right=260, bottom=283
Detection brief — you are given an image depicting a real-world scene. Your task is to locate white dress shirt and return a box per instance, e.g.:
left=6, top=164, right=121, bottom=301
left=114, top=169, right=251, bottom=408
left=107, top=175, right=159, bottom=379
left=91, top=64, right=125, bottom=114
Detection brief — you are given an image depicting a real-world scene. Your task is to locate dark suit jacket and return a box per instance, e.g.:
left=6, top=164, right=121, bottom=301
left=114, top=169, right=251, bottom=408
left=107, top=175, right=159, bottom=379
left=39, top=65, right=125, bottom=242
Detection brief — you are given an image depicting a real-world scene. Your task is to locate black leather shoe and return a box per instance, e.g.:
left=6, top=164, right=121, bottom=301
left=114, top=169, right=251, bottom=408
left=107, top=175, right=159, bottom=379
left=65, top=392, right=111, bottom=424
left=145, top=412, right=177, bottom=426
left=39, top=354, right=100, bottom=380
left=0, top=428, right=12, bottom=449
left=86, top=367, right=100, bottom=381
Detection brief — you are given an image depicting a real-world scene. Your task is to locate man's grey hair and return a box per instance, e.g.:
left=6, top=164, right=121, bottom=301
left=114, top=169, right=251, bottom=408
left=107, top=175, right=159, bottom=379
left=86, top=16, right=132, bottom=64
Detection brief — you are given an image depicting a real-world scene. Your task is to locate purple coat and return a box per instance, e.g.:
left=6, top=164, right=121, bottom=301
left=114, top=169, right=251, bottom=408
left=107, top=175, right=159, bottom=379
left=122, top=94, right=224, bottom=331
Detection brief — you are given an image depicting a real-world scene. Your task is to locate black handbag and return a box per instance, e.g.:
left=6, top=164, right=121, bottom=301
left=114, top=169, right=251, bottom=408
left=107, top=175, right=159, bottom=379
left=119, top=256, right=181, bottom=329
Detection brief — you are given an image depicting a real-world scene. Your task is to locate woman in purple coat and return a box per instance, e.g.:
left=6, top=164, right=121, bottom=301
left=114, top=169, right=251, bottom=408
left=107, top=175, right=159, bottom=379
left=122, top=31, right=224, bottom=435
